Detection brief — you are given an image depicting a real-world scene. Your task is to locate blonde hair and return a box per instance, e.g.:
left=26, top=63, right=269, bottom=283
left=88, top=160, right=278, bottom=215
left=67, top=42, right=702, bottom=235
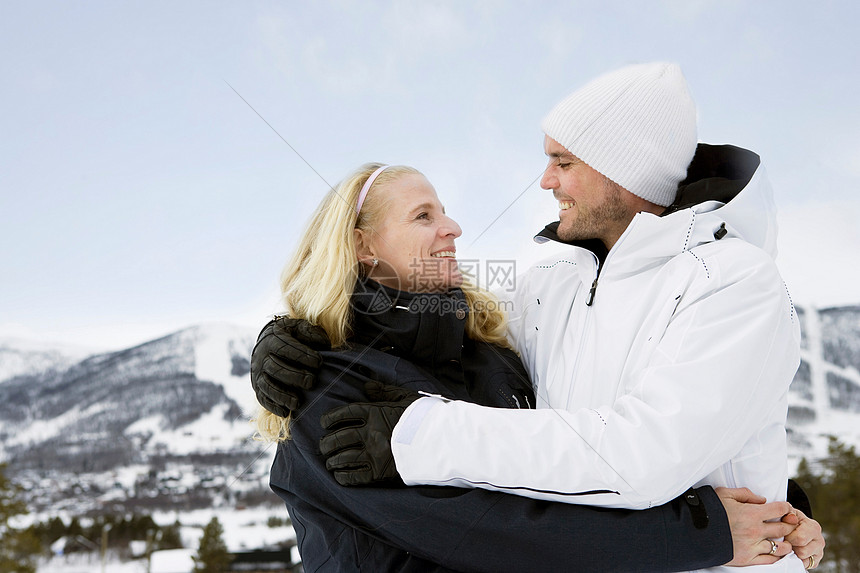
left=255, top=163, right=511, bottom=441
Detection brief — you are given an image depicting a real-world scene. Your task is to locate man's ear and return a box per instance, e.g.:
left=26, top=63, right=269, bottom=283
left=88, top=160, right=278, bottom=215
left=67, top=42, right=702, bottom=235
left=354, top=228, right=375, bottom=265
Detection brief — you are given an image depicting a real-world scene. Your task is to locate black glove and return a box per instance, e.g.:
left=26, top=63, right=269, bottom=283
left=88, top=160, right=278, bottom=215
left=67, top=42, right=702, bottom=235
left=250, top=316, right=330, bottom=417
left=319, top=382, right=422, bottom=486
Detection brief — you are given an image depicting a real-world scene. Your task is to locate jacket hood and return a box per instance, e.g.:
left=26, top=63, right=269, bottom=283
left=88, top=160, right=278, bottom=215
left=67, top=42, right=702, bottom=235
left=350, top=279, right=469, bottom=368
left=535, top=143, right=780, bottom=259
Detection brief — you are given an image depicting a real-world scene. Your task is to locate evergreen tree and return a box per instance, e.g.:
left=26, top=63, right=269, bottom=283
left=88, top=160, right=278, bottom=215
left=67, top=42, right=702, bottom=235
left=0, top=463, right=40, bottom=573
left=45, top=516, right=67, bottom=544
left=159, top=519, right=183, bottom=550
left=795, top=437, right=860, bottom=572
left=67, top=516, right=83, bottom=538
left=192, top=517, right=232, bottom=573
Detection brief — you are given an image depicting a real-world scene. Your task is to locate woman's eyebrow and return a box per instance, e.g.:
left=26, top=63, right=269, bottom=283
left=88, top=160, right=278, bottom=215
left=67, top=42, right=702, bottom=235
left=407, top=202, right=435, bottom=215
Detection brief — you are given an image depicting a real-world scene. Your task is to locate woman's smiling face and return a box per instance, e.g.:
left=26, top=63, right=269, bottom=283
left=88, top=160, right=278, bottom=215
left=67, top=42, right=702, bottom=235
left=357, top=173, right=463, bottom=293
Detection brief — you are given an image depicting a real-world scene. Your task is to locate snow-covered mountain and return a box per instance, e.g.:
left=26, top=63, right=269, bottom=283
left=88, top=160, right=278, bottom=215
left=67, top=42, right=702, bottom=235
left=0, top=307, right=858, bottom=514
left=0, top=323, right=265, bottom=514
left=0, top=323, right=258, bottom=463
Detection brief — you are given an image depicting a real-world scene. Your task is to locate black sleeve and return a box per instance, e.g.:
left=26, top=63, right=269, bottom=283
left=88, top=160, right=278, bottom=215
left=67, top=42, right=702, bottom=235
left=451, top=484, right=733, bottom=572
left=278, top=350, right=733, bottom=572
left=787, top=478, right=813, bottom=518
left=276, top=439, right=733, bottom=573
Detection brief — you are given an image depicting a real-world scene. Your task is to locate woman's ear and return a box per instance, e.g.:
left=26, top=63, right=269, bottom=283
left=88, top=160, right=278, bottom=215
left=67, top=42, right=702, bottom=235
left=354, top=228, right=375, bottom=266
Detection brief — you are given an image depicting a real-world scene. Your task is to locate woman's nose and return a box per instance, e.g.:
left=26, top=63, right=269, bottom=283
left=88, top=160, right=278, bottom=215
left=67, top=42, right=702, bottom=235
left=442, top=215, right=462, bottom=238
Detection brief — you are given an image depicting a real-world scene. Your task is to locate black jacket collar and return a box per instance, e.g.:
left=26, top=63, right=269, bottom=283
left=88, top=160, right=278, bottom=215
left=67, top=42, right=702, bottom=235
left=350, top=280, right=469, bottom=369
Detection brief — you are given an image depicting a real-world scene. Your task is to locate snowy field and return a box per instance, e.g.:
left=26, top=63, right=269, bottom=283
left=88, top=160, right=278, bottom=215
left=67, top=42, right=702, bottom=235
left=35, top=506, right=296, bottom=573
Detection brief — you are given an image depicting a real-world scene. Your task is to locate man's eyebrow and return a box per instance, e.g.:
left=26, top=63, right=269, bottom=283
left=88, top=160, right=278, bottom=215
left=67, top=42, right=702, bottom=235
left=546, top=150, right=575, bottom=159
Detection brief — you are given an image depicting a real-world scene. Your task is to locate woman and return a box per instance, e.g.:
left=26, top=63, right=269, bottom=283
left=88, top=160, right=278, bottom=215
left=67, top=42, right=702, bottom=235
left=254, top=163, right=801, bottom=572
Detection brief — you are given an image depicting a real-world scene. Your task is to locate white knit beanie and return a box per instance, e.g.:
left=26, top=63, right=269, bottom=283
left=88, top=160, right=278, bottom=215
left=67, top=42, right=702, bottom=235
left=541, top=62, right=698, bottom=207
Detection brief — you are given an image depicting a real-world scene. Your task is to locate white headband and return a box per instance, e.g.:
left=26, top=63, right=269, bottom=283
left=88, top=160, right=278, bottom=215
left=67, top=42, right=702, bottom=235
left=355, top=165, right=390, bottom=215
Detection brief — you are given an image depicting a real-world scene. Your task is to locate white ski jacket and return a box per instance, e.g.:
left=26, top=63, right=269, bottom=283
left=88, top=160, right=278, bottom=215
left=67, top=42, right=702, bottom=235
left=391, top=144, right=803, bottom=571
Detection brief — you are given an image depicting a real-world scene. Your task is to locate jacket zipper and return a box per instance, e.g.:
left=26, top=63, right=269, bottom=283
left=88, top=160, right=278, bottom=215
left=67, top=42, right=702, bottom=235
left=562, top=252, right=600, bottom=407
left=584, top=213, right=640, bottom=306
left=585, top=277, right=599, bottom=306
left=585, top=248, right=606, bottom=306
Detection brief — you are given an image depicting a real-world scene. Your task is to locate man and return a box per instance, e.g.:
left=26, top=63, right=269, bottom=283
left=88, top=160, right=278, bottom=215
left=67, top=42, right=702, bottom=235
left=384, top=62, right=797, bottom=508
left=253, top=63, right=825, bottom=569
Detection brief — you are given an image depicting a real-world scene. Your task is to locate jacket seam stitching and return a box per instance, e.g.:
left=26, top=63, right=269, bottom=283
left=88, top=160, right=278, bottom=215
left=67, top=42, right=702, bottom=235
left=682, top=212, right=696, bottom=250
left=783, top=281, right=796, bottom=323
left=685, top=250, right=710, bottom=279
left=590, top=408, right=607, bottom=426
left=534, top=260, right=577, bottom=270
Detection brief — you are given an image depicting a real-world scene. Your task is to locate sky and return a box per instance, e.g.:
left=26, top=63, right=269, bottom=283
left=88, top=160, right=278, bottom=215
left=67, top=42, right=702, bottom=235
left=2, top=1, right=859, bottom=351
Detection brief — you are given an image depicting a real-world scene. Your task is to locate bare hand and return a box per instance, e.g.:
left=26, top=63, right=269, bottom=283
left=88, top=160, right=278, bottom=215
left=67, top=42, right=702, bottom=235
left=717, top=487, right=795, bottom=566
left=783, top=508, right=824, bottom=569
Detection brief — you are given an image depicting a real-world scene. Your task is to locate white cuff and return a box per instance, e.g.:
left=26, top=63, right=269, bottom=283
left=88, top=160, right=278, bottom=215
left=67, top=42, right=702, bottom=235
left=392, top=396, right=443, bottom=446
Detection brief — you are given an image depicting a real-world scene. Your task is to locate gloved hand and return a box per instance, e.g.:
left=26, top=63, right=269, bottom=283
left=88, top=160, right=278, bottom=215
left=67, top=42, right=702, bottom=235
left=250, top=316, right=331, bottom=417
left=319, top=382, right=422, bottom=486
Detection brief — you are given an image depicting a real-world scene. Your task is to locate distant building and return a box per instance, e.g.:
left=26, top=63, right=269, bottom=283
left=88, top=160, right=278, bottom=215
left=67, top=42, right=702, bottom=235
left=149, top=545, right=301, bottom=573
left=227, top=545, right=300, bottom=572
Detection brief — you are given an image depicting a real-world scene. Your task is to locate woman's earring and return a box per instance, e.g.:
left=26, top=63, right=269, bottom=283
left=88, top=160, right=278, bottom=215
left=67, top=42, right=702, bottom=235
left=372, top=258, right=379, bottom=267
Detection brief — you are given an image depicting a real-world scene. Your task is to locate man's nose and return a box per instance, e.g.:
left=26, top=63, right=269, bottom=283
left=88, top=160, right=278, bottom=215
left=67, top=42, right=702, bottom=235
left=540, top=166, right=556, bottom=190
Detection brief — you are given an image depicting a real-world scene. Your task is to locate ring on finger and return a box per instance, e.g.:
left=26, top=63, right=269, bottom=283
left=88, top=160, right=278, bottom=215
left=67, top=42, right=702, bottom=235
left=768, top=539, right=778, bottom=555
left=807, top=554, right=815, bottom=569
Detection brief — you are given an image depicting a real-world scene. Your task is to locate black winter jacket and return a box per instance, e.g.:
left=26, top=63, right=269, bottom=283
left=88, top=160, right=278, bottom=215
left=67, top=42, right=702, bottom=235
left=269, top=281, right=732, bottom=572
